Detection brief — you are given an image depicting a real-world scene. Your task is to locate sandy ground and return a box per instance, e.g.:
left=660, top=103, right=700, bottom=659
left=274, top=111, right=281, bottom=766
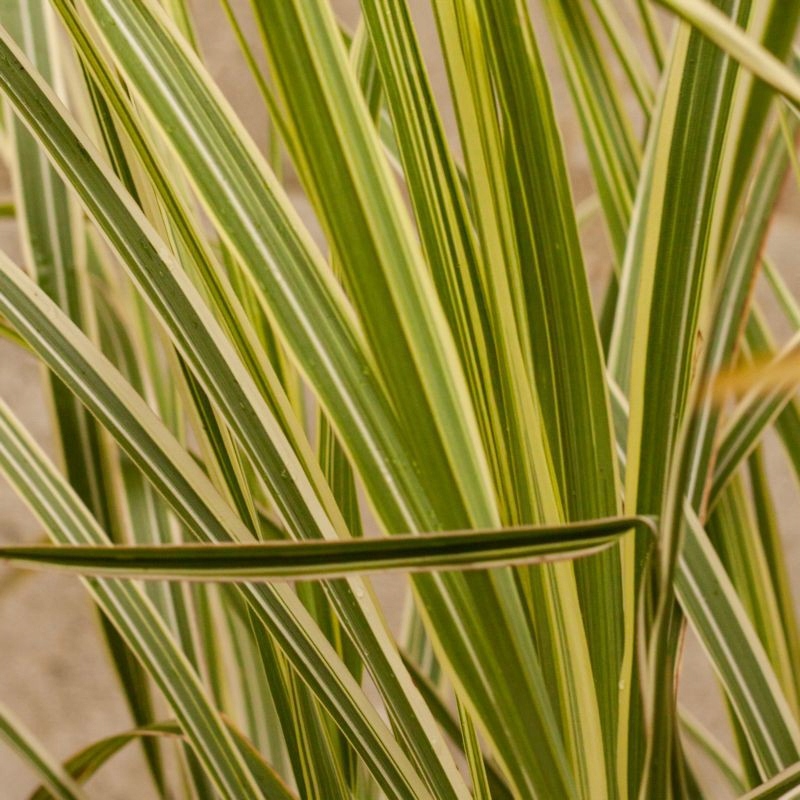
left=0, top=1, right=798, bottom=797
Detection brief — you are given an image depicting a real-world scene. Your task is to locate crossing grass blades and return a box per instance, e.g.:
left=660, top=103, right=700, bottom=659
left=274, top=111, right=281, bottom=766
left=0, top=0, right=799, bottom=797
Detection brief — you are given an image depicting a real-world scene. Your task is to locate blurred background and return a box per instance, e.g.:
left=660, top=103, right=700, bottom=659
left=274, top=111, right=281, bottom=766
left=0, top=0, right=798, bottom=796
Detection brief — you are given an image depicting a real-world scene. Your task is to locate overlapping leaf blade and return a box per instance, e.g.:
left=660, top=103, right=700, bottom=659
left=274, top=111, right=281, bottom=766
left=0, top=399, right=268, bottom=800
left=0, top=0, right=797, bottom=796
left=0, top=516, right=644, bottom=580
left=0, top=244, right=433, bottom=800
left=0, top=24, right=464, bottom=799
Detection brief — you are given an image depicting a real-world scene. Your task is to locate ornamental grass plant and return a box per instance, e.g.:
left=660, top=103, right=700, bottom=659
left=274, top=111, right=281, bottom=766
left=0, top=0, right=798, bottom=797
